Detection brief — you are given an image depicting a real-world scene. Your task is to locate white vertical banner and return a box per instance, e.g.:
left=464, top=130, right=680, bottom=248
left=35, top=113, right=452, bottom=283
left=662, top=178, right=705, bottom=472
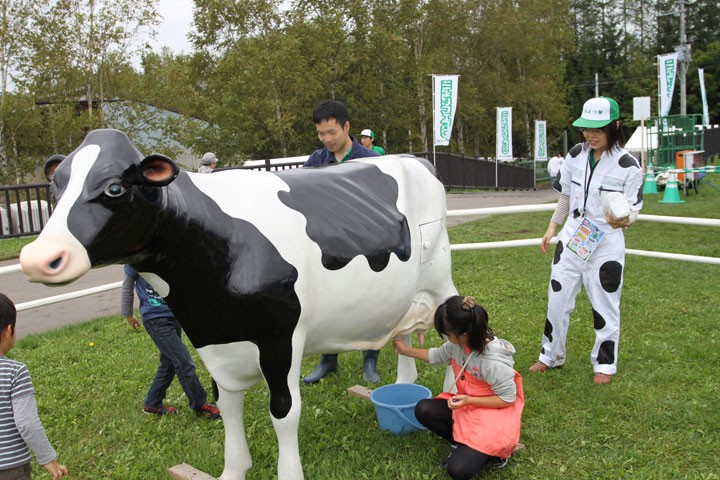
left=496, top=107, right=513, bottom=160
left=699, top=68, right=710, bottom=126
left=658, top=53, right=678, bottom=116
left=433, top=75, right=459, bottom=146
left=534, top=120, right=547, bottom=161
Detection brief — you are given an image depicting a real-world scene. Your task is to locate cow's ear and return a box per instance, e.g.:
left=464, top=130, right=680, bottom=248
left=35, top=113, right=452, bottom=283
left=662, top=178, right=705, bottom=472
left=44, top=154, right=66, bottom=182
left=139, top=154, right=180, bottom=186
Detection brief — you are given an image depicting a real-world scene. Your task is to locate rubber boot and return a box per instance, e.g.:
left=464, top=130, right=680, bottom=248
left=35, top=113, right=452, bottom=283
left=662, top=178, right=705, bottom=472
left=363, top=349, right=381, bottom=383
left=303, top=354, right=338, bottom=385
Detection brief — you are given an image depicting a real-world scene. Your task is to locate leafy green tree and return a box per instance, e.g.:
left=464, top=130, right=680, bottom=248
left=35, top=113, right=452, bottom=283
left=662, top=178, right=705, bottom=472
left=0, top=0, right=33, bottom=179
left=22, top=0, right=160, bottom=124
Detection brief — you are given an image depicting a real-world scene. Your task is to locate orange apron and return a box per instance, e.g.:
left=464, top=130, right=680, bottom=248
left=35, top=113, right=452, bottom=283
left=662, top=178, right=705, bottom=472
left=450, top=361, right=524, bottom=458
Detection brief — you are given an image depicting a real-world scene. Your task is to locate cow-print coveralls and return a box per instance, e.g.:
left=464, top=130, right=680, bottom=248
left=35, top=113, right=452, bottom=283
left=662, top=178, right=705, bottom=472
left=537, top=143, right=643, bottom=375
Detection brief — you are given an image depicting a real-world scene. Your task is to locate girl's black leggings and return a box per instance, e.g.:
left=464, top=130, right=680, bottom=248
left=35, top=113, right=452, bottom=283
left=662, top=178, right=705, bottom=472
left=414, top=398, right=499, bottom=480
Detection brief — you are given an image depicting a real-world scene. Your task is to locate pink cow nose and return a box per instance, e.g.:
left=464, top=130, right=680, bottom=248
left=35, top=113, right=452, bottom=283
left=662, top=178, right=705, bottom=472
left=20, top=244, right=68, bottom=278
left=40, top=251, right=69, bottom=274
left=19, top=236, right=91, bottom=284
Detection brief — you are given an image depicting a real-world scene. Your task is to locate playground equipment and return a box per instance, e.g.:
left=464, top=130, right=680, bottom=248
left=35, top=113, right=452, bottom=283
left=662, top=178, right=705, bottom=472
left=646, top=114, right=704, bottom=169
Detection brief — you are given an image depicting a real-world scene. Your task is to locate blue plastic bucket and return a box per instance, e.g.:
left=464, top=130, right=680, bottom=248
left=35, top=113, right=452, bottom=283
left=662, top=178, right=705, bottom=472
left=370, top=383, right=431, bottom=435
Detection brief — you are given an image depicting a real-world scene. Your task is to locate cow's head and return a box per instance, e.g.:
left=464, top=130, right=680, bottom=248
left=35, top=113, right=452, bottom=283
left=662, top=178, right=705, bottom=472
left=20, top=129, right=179, bottom=285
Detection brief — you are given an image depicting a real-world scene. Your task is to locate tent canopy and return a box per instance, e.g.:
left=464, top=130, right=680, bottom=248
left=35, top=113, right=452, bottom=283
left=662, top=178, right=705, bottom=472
left=625, top=125, right=658, bottom=153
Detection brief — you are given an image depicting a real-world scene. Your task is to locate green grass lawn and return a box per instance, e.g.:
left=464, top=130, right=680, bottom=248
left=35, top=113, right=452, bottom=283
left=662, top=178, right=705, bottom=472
left=0, top=236, right=34, bottom=262
left=4, top=175, right=720, bottom=479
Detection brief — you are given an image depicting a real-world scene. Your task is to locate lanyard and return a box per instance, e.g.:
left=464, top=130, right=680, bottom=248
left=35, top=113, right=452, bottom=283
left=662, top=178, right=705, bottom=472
left=581, top=150, right=598, bottom=217
left=450, top=351, right=476, bottom=389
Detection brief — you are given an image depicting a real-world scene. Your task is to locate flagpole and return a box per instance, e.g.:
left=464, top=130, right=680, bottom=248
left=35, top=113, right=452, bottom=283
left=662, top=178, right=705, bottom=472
left=431, top=74, right=436, bottom=167
left=657, top=56, right=660, bottom=117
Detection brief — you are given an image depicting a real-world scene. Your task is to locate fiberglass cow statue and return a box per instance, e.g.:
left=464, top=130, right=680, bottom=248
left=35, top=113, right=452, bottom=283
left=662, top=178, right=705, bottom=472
left=19, top=129, right=457, bottom=480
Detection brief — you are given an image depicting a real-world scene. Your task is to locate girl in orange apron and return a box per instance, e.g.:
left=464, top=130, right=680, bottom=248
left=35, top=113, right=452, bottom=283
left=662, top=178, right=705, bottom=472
left=393, top=296, right=524, bottom=479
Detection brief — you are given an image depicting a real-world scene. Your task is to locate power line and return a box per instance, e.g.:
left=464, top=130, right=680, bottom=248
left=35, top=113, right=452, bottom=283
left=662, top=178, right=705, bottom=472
left=568, top=62, right=720, bottom=90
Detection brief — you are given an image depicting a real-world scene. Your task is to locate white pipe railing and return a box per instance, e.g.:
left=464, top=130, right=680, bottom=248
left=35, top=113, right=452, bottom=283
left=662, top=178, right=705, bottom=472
left=3, top=203, right=719, bottom=311
left=451, top=238, right=720, bottom=265
left=15, top=282, right=123, bottom=312
left=447, top=204, right=556, bottom=217
left=447, top=206, right=720, bottom=227
left=0, top=264, right=22, bottom=276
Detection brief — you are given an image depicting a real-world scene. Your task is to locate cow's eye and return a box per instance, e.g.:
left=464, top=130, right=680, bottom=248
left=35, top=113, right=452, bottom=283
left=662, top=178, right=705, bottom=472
left=104, top=182, right=126, bottom=197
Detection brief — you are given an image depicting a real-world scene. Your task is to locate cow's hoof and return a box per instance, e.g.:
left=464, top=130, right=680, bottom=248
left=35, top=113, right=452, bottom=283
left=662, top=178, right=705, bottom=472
left=303, top=354, right=338, bottom=384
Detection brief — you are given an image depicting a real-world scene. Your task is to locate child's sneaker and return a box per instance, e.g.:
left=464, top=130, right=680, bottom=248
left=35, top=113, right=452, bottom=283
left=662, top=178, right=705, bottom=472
left=438, top=444, right=458, bottom=470
left=488, top=456, right=510, bottom=468
left=142, top=404, right=177, bottom=416
left=195, top=403, right=221, bottom=420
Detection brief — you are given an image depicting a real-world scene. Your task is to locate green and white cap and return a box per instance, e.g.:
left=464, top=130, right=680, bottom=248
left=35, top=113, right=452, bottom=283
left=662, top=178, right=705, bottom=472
left=360, top=129, right=375, bottom=139
left=572, top=97, right=620, bottom=128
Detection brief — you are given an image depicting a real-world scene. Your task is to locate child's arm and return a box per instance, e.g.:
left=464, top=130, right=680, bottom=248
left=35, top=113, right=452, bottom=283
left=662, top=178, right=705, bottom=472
left=12, top=393, right=67, bottom=477
left=392, top=338, right=430, bottom=362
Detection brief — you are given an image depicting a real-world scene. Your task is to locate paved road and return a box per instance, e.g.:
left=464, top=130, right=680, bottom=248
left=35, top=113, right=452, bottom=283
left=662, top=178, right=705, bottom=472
left=2, top=189, right=558, bottom=339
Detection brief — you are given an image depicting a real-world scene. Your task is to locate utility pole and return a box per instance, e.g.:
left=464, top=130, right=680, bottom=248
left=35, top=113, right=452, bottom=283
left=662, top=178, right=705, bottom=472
left=676, top=0, right=691, bottom=115
left=595, top=73, right=599, bottom=97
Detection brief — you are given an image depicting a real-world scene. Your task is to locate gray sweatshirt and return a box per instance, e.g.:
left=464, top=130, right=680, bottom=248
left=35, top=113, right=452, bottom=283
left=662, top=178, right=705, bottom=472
left=428, top=338, right=518, bottom=403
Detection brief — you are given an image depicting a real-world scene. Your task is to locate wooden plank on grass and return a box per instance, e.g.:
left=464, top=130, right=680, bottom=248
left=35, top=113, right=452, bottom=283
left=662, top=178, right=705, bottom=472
left=347, top=384, right=373, bottom=400
left=168, top=463, right=217, bottom=480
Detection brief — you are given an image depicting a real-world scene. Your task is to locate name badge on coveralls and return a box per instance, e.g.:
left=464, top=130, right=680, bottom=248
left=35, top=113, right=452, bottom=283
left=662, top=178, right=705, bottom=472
left=567, top=217, right=605, bottom=262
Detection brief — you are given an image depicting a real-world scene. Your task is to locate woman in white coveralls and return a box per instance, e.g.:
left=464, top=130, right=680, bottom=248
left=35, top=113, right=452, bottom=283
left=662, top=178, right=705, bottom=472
left=529, top=97, right=644, bottom=385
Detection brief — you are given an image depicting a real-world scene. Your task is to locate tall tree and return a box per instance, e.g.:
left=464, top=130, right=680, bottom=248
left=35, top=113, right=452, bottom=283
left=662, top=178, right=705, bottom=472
left=0, top=0, right=33, bottom=177
left=22, top=0, right=160, bottom=124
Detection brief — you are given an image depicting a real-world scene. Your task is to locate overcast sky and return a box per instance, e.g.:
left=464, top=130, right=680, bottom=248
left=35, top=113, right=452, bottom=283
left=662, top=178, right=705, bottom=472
left=131, top=0, right=193, bottom=68
left=152, top=0, right=194, bottom=53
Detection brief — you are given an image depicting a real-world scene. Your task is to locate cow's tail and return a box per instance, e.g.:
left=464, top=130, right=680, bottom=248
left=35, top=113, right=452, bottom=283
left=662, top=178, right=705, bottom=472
left=211, top=377, right=219, bottom=402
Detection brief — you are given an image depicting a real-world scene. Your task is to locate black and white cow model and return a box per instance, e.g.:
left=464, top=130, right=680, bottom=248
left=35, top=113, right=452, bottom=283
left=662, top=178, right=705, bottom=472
left=19, top=129, right=457, bottom=480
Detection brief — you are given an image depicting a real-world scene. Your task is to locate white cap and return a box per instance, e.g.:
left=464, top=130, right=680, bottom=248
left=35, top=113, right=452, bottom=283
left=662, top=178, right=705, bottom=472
left=201, top=152, right=218, bottom=165
left=360, top=129, right=374, bottom=139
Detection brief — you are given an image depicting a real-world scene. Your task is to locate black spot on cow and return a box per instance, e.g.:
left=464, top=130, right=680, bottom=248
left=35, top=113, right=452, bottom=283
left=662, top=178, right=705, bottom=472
left=569, top=143, right=583, bottom=157
left=597, top=340, right=615, bottom=365
left=551, top=279, right=562, bottom=292
left=128, top=173, right=302, bottom=419
left=277, top=162, right=412, bottom=272
left=544, top=319, right=553, bottom=343
left=599, top=261, right=622, bottom=292
left=592, top=308, right=606, bottom=330
left=553, top=240, right=564, bottom=265
left=619, top=153, right=640, bottom=169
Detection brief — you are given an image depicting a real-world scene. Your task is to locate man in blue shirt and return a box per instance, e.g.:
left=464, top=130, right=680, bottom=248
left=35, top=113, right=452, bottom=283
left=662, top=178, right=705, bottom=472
left=303, top=100, right=382, bottom=385
left=304, top=100, right=379, bottom=167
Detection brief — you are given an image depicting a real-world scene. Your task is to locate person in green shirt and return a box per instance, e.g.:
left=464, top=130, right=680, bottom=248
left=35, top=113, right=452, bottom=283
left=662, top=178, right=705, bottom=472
left=360, top=129, right=385, bottom=155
